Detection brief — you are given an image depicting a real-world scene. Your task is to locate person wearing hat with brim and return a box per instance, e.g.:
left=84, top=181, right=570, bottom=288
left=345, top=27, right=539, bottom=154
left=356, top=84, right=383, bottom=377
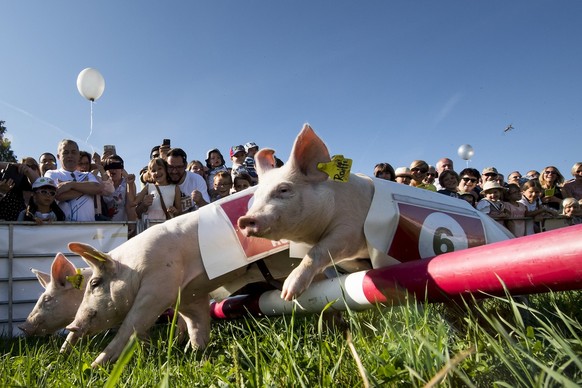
left=17, top=177, right=65, bottom=223
left=480, top=167, right=499, bottom=188
left=394, top=167, right=413, bottom=185
left=476, top=180, right=509, bottom=224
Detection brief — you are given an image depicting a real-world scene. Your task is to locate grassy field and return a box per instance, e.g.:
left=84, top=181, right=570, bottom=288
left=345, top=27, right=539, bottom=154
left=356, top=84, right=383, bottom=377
left=1, top=290, right=581, bottom=387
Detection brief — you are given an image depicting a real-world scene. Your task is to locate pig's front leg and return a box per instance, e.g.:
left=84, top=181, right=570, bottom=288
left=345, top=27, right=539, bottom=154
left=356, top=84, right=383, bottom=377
left=60, top=331, right=80, bottom=354
left=92, top=292, right=173, bottom=367
left=281, top=244, right=335, bottom=301
left=179, top=294, right=211, bottom=350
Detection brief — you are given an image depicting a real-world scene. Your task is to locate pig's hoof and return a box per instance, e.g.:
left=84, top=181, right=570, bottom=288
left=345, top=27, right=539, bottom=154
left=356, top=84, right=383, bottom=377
left=281, top=269, right=313, bottom=301
left=91, top=352, right=111, bottom=368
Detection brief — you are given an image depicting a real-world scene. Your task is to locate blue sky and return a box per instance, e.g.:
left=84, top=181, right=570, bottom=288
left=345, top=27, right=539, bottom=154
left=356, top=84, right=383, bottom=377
left=2, top=1, right=581, bottom=181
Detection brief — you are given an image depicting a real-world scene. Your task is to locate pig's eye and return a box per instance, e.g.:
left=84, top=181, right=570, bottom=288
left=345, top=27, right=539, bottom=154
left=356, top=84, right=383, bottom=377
left=90, top=277, right=102, bottom=288
left=275, top=183, right=292, bottom=198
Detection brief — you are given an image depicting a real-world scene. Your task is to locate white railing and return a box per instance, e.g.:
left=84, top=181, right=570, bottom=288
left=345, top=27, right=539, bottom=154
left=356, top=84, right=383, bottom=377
left=0, top=221, right=132, bottom=337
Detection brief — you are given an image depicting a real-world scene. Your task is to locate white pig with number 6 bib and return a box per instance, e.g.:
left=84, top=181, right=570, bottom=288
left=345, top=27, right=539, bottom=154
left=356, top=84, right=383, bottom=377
left=238, top=124, right=512, bottom=301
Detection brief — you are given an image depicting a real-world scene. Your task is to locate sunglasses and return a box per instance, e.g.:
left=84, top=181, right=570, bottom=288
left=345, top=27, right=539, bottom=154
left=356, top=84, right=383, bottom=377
left=461, top=177, right=478, bottom=183
left=411, top=168, right=428, bottom=174
left=36, top=189, right=56, bottom=197
left=484, top=173, right=497, bottom=177
left=427, top=173, right=437, bottom=177
left=544, top=170, right=557, bottom=175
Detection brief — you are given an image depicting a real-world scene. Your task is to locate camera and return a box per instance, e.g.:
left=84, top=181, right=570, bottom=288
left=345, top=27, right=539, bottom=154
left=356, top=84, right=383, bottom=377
left=162, top=139, right=171, bottom=147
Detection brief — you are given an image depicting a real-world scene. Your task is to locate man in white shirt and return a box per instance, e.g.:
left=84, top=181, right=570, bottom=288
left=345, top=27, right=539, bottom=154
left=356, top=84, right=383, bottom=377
left=45, top=140, right=101, bottom=221
left=167, top=148, right=210, bottom=212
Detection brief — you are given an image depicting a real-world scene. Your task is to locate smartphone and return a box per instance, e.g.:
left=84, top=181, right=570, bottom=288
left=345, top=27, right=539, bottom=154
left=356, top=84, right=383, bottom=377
left=103, top=145, right=116, bottom=155
left=0, top=163, right=23, bottom=186
left=162, top=139, right=171, bottom=147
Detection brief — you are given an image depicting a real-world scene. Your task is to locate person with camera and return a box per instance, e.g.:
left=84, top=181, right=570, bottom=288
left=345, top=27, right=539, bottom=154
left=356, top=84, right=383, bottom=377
left=0, top=160, right=39, bottom=221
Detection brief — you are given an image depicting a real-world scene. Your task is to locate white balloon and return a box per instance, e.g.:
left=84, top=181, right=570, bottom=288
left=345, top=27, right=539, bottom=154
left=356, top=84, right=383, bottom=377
left=457, top=144, right=474, bottom=160
left=77, top=68, right=105, bottom=101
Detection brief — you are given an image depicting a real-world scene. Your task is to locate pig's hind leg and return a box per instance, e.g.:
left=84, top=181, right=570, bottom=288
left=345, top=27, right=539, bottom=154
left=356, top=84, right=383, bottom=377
left=91, top=291, right=175, bottom=367
left=178, top=293, right=211, bottom=350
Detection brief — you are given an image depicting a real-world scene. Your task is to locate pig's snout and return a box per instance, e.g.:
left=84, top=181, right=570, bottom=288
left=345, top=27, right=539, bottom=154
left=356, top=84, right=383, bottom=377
left=65, top=323, right=80, bottom=333
left=238, top=215, right=263, bottom=237
left=18, top=323, right=36, bottom=336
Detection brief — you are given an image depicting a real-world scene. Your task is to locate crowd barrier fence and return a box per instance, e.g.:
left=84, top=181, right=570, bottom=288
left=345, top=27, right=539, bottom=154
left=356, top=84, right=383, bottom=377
left=0, top=215, right=576, bottom=337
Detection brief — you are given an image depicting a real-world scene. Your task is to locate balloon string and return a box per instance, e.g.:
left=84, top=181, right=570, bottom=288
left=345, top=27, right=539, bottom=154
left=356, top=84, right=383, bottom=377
left=86, top=100, right=94, bottom=144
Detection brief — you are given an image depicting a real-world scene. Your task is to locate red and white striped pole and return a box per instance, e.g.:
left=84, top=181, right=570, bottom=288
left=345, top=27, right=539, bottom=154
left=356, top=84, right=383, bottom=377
left=211, top=224, right=582, bottom=319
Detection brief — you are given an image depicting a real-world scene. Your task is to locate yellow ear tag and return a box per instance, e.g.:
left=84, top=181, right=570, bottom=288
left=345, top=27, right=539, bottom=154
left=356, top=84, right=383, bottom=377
left=317, top=155, right=352, bottom=182
left=66, top=268, right=84, bottom=290
left=84, top=250, right=107, bottom=262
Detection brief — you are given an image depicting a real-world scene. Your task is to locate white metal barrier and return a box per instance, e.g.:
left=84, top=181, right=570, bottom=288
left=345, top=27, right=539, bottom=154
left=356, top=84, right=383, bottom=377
left=0, top=222, right=130, bottom=337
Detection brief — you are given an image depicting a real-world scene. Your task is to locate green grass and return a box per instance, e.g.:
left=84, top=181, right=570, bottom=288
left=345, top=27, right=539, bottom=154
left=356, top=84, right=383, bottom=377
left=1, top=291, right=581, bottom=387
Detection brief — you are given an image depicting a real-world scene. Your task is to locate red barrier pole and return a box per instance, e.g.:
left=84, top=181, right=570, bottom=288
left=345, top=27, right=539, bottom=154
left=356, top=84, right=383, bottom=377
left=211, top=225, right=582, bottom=319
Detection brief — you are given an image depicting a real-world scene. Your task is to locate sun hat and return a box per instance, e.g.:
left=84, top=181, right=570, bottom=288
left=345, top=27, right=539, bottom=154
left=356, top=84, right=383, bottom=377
left=395, top=167, right=412, bottom=178
left=481, top=180, right=506, bottom=194
left=482, top=167, right=498, bottom=175
left=32, top=177, right=57, bottom=190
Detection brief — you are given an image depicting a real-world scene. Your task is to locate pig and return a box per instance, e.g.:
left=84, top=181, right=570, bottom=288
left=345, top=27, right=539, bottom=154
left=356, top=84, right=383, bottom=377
left=238, top=124, right=375, bottom=301
left=20, top=253, right=190, bottom=340
left=61, top=214, right=299, bottom=367
left=19, top=253, right=92, bottom=336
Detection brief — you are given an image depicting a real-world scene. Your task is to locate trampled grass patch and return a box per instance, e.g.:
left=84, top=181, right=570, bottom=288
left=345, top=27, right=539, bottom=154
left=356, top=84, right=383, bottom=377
left=1, top=291, right=580, bottom=387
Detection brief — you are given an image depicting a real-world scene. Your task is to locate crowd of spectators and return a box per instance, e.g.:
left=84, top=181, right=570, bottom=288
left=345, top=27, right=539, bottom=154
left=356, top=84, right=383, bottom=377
left=374, top=158, right=582, bottom=236
left=2, top=140, right=581, bottom=239
left=0, top=139, right=264, bottom=229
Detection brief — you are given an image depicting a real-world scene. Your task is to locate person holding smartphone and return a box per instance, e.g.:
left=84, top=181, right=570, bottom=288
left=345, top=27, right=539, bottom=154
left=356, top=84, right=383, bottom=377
left=0, top=161, right=39, bottom=221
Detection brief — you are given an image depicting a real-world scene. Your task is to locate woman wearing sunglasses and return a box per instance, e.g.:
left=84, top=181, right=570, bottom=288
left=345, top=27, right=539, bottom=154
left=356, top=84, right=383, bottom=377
left=17, top=177, right=65, bottom=223
left=457, top=168, right=481, bottom=197
left=539, top=166, right=564, bottom=211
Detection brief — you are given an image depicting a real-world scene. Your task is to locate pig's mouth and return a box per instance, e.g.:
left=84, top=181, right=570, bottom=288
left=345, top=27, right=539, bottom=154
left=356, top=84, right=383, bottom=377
left=65, top=308, right=98, bottom=337
left=18, top=323, right=43, bottom=337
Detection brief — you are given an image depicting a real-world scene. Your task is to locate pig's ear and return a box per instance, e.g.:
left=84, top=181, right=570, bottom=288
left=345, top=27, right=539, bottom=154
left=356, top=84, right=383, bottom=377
left=51, top=253, right=78, bottom=288
left=31, top=268, right=51, bottom=289
left=289, top=123, right=331, bottom=182
left=255, top=148, right=276, bottom=177
left=68, top=242, right=112, bottom=269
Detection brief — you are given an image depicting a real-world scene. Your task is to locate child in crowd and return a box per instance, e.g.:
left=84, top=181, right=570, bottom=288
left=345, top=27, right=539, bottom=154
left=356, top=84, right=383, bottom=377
left=17, top=177, right=65, bottom=223
left=244, top=142, right=259, bottom=185
left=205, top=148, right=229, bottom=192
left=460, top=192, right=478, bottom=208
left=518, top=179, right=556, bottom=235
left=560, top=197, right=582, bottom=224
left=476, top=181, right=509, bottom=225
left=211, top=171, right=233, bottom=201
left=187, top=160, right=207, bottom=180
left=135, top=158, right=181, bottom=221
left=503, top=183, right=527, bottom=237
left=229, top=145, right=250, bottom=181
left=437, top=170, right=460, bottom=198
left=234, top=173, right=253, bottom=192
